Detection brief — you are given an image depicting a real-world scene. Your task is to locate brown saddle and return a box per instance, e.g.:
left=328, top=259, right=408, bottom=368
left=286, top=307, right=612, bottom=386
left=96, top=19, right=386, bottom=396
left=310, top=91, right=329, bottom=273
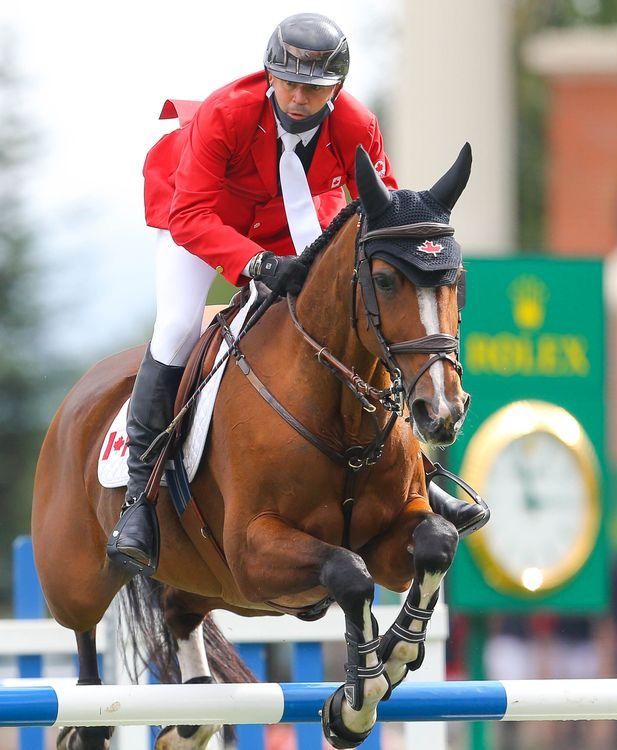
left=173, top=296, right=246, bottom=440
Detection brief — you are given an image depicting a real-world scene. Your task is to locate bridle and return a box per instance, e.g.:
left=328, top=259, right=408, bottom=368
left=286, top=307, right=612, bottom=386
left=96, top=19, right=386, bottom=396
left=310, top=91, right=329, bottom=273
left=351, top=213, right=464, bottom=417
left=289, top=212, right=466, bottom=423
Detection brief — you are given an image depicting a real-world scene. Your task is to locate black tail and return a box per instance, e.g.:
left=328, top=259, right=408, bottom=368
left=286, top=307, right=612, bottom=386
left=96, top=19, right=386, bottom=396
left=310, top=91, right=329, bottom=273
left=119, top=577, right=255, bottom=685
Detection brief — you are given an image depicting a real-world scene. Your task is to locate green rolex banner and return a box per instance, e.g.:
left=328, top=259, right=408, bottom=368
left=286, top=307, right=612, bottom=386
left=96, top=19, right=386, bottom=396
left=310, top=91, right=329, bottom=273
left=447, top=257, right=608, bottom=613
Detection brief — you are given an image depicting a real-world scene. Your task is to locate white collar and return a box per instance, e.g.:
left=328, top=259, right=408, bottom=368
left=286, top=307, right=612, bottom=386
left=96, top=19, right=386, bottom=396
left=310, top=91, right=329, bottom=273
left=275, top=116, right=320, bottom=147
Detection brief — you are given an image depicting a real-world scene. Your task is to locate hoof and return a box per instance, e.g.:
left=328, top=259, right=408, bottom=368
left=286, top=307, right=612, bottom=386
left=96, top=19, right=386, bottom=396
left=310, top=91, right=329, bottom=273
left=155, top=723, right=221, bottom=749
left=57, top=726, right=113, bottom=750
left=321, top=685, right=373, bottom=749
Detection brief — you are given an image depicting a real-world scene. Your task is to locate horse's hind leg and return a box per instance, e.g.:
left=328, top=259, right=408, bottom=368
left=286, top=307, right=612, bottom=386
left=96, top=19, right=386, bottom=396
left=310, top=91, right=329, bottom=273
left=56, top=630, right=114, bottom=750
left=378, top=514, right=459, bottom=691
left=155, top=590, right=221, bottom=750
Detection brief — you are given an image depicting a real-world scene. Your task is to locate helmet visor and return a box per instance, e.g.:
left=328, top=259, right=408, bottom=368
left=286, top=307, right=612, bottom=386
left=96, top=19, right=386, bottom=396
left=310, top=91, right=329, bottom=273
left=265, top=29, right=348, bottom=86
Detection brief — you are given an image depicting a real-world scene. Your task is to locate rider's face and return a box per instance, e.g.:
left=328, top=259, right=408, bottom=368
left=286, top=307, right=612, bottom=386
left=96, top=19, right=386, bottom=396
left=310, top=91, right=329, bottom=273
left=268, top=74, right=337, bottom=120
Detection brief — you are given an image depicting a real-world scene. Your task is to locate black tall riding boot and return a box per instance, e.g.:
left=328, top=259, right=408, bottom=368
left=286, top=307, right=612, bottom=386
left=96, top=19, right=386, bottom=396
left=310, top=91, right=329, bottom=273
left=106, top=346, right=184, bottom=577
left=428, top=484, right=490, bottom=539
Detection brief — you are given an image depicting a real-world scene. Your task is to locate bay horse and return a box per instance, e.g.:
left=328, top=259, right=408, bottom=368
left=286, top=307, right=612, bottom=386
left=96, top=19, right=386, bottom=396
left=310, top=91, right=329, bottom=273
left=32, top=144, right=473, bottom=749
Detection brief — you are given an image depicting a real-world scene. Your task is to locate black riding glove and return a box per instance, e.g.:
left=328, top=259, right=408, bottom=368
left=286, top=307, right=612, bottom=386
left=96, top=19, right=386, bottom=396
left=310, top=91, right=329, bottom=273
left=250, top=251, right=308, bottom=296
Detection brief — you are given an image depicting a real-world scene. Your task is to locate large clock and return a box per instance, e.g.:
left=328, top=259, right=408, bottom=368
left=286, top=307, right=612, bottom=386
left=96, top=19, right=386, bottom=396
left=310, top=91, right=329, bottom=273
left=460, top=400, right=600, bottom=595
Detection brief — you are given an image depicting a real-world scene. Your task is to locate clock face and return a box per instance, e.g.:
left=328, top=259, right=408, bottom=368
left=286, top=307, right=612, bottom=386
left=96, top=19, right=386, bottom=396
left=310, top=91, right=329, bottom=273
left=461, top=401, right=600, bottom=595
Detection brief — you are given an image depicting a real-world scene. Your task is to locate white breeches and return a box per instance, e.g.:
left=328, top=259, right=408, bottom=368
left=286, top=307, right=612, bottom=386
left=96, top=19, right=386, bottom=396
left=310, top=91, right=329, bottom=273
left=150, top=230, right=218, bottom=366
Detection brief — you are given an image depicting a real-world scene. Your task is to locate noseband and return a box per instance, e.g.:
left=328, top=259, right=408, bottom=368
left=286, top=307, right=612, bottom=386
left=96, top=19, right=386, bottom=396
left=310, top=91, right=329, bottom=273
left=351, top=214, right=464, bottom=415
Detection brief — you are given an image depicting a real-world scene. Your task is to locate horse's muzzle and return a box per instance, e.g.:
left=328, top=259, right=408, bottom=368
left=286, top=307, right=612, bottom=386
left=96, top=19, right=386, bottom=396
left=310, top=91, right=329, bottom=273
left=409, top=391, right=470, bottom=446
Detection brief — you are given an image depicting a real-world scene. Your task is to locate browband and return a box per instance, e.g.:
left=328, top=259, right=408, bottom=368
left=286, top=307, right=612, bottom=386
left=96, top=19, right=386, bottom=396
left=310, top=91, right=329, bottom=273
left=358, top=222, right=455, bottom=244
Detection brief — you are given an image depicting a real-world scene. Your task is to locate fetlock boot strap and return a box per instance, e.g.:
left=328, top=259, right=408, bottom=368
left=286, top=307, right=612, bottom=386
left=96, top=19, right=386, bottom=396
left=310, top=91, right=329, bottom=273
left=401, top=600, right=435, bottom=624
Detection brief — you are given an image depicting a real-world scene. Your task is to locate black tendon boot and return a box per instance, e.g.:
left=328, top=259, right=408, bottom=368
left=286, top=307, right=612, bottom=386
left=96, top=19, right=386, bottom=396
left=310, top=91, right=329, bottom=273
left=378, top=583, right=439, bottom=699
left=106, top=346, right=184, bottom=577
left=428, top=483, right=489, bottom=538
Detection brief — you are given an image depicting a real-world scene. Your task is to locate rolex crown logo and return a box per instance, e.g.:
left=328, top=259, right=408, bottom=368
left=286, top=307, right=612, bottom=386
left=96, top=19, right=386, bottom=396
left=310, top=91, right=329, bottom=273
left=509, top=275, right=549, bottom=330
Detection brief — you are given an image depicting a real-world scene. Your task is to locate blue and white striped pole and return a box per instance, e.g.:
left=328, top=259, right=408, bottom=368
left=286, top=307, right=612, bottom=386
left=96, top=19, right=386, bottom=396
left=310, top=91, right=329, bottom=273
left=2, top=680, right=617, bottom=727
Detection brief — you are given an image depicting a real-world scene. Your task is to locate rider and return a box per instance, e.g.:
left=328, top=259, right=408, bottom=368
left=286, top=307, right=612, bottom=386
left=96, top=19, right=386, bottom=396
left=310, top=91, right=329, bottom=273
left=107, top=12, right=482, bottom=578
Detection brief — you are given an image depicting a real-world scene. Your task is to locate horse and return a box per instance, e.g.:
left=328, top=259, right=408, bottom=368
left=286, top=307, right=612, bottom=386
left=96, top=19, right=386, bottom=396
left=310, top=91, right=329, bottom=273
left=32, top=143, right=473, bottom=750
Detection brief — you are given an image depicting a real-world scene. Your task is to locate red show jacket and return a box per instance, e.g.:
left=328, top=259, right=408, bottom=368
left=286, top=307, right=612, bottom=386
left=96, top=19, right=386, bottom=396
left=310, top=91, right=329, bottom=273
left=144, top=71, right=397, bottom=286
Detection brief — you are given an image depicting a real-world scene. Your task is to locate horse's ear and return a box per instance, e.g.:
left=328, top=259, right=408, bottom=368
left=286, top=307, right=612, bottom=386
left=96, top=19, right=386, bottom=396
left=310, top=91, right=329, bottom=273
left=355, top=145, right=392, bottom=219
left=429, top=142, right=472, bottom=211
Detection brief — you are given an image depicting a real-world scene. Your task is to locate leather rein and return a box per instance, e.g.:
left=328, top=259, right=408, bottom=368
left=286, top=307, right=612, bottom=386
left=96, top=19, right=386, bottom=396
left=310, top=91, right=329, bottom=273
left=219, top=212, right=465, bottom=553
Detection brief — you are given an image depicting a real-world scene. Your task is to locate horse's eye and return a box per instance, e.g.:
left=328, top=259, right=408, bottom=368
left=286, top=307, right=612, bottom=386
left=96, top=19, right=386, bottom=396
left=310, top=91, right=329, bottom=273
left=373, top=273, right=395, bottom=292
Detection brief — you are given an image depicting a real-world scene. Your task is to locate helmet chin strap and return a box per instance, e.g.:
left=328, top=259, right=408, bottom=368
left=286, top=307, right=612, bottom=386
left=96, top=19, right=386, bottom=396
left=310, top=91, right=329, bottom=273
left=267, top=85, right=334, bottom=135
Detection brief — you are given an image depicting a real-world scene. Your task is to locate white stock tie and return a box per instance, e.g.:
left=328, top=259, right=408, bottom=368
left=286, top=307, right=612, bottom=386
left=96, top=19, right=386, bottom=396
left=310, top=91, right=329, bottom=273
left=279, top=131, right=323, bottom=255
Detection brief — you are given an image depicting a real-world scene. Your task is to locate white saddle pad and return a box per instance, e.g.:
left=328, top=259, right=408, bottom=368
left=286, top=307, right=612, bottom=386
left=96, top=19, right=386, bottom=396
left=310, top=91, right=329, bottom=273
left=97, top=284, right=258, bottom=488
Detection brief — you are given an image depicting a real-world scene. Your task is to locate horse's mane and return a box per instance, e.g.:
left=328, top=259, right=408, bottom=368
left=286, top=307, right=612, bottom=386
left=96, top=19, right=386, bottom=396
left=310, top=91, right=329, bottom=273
left=298, top=198, right=361, bottom=270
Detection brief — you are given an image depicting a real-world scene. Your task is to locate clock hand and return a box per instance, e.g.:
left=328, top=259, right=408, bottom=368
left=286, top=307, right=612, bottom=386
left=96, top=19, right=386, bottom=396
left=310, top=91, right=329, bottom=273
left=513, top=456, right=536, bottom=498
left=523, top=489, right=543, bottom=512
left=511, top=457, right=545, bottom=511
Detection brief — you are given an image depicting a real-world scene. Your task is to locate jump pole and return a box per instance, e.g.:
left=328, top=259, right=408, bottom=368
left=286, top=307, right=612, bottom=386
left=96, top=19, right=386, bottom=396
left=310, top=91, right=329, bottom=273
left=2, top=680, right=617, bottom=727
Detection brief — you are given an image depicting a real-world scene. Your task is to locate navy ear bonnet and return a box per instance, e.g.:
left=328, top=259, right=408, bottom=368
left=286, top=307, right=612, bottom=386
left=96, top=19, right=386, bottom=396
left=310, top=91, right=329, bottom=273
left=355, top=142, right=472, bottom=288
left=363, top=189, right=461, bottom=288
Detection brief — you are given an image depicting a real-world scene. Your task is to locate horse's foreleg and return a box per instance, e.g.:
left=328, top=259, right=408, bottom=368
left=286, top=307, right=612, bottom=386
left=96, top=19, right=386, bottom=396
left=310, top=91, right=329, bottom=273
left=378, top=514, right=458, bottom=692
left=319, top=547, right=390, bottom=748
left=235, top=514, right=388, bottom=748
left=56, top=629, right=114, bottom=750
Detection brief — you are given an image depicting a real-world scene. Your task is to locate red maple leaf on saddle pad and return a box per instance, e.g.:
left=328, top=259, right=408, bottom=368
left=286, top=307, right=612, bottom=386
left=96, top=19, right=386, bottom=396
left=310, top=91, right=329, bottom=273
left=418, top=240, right=443, bottom=254
left=101, top=431, right=129, bottom=460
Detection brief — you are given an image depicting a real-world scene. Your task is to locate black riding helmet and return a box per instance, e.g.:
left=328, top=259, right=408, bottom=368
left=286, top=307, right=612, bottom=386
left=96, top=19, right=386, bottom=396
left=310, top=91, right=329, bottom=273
left=264, top=13, right=349, bottom=87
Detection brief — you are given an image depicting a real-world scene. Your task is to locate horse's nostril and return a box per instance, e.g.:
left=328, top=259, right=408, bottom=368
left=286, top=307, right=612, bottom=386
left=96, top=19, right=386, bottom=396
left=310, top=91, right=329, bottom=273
left=411, top=398, right=431, bottom=427
left=411, top=396, right=464, bottom=446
